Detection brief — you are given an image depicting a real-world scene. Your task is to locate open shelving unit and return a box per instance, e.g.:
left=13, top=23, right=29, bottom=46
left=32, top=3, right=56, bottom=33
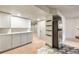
left=46, top=19, right=52, bottom=36
left=46, top=18, right=53, bottom=47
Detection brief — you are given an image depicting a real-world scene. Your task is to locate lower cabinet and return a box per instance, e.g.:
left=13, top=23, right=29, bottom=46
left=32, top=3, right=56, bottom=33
left=0, top=32, right=32, bottom=52
left=0, top=35, right=12, bottom=52
left=12, top=33, right=32, bottom=48
left=27, top=33, right=32, bottom=42
left=12, top=34, right=21, bottom=48
left=21, top=33, right=32, bottom=45
left=21, top=33, right=28, bottom=44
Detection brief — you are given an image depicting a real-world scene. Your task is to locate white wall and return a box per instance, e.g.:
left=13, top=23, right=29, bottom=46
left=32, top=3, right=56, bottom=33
left=65, top=19, right=75, bottom=39
left=75, top=19, right=79, bottom=36
left=37, top=20, right=46, bottom=39
left=57, top=11, right=78, bottom=40
left=65, top=18, right=79, bottom=39
left=57, top=11, right=66, bottom=43
left=57, top=11, right=79, bottom=40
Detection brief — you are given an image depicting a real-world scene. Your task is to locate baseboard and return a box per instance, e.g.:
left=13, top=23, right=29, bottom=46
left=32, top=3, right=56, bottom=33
left=0, top=42, right=32, bottom=54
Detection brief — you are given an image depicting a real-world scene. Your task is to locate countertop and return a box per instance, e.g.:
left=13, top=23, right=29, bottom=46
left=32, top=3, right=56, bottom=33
left=0, top=31, right=32, bottom=35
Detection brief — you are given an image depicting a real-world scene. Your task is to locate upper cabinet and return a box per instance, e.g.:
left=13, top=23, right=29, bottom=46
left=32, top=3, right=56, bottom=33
left=11, top=16, right=31, bottom=28
left=25, top=19, right=31, bottom=28
left=0, top=12, right=31, bottom=29
left=0, top=13, right=10, bottom=28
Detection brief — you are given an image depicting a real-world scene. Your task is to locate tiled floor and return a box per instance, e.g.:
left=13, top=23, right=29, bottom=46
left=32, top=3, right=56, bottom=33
left=3, top=33, right=46, bottom=54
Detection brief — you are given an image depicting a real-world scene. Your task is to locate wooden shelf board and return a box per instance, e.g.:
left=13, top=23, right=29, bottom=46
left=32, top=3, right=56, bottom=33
left=46, top=30, right=52, bottom=31
left=46, top=20, right=52, bottom=22
left=46, top=25, right=52, bottom=26
left=46, top=34, right=52, bottom=36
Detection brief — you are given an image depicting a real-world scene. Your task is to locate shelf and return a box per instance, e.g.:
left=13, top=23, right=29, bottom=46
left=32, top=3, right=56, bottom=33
left=58, top=29, right=62, bottom=31
left=46, top=30, right=52, bottom=31
left=46, top=20, right=52, bottom=22
left=46, top=25, right=52, bottom=26
left=46, top=34, right=52, bottom=36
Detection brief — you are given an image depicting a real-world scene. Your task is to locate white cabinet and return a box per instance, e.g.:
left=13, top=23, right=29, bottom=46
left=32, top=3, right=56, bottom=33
left=0, top=35, right=11, bottom=51
left=0, top=13, right=10, bottom=28
left=21, top=33, right=32, bottom=45
left=27, top=33, right=32, bottom=42
left=21, top=33, right=28, bottom=44
left=12, top=34, right=21, bottom=48
left=12, top=33, right=32, bottom=48
left=0, top=12, right=32, bottom=52
left=25, top=20, right=31, bottom=28
left=11, top=16, right=31, bottom=28
left=0, top=12, right=31, bottom=28
left=0, top=32, right=32, bottom=52
left=11, top=16, right=25, bottom=28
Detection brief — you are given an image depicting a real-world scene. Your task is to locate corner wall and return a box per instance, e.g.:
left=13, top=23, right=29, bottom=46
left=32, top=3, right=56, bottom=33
left=65, top=18, right=79, bottom=39
left=57, top=11, right=66, bottom=43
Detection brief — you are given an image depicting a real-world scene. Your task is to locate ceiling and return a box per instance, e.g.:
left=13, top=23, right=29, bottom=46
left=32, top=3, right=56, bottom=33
left=0, top=5, right=47, bottom=23
left=47, top=5, right=79, bottom=19
left=0, top=5, right=79, bottom=22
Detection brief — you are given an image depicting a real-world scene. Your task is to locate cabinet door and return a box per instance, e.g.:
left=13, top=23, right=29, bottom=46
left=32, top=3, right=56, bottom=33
left=0, top=13, right=10, bottom=28
left=25, top=20, right=31, bottom=28
left=12, top=34, right=21, bottom=48
left=11, top=16, right=26, bottom=28
left=0, top=35, right=11, bottom=52
left=27, top=33, right=32, bottom=43
left=21, top=33, right=28, bottom=44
